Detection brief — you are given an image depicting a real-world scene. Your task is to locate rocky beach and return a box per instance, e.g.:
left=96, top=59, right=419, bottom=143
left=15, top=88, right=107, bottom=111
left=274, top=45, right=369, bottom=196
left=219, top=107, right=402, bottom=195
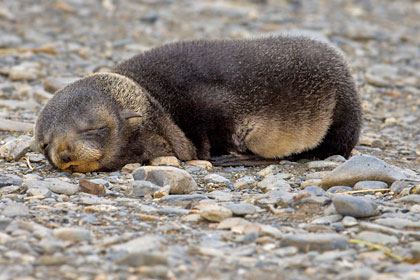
left=0, top=0, right=420, bottom=279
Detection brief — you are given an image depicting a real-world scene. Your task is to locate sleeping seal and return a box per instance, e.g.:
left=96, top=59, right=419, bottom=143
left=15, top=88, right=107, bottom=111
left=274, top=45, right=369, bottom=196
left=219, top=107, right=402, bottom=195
left=35, top=36, right=362, bottom=172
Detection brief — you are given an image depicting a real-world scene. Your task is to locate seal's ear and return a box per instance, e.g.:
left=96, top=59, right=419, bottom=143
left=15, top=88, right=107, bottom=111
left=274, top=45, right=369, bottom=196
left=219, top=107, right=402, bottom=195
left=121, top=110, right=142, bottom=119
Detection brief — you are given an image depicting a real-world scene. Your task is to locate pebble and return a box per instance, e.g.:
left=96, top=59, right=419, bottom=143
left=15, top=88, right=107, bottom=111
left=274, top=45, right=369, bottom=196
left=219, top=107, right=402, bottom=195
left=133, top=166, right=198, bottom=194
left=233, top=176, right=255, bottom=190
left=257, top=174, right=291, bottom=192
left=394, top=195, right=420, bottom=204
left=185, top=160, right=213, bottom=170
left=374, top=218, right=420, bottom=230
left=282, top=233, right=348, bottom=252
left=1, top=202, right=29, bottom=217
left=0, top=174, right=23, bottom=188
left=111, top=235, right=163, bottom=253
left=342, top=216, right=358, bottom=227
left=321, top=155, right=406, bottom=189
left=327, top=186, right=353, bottom=194
left=126, top=180, right=161, bottom=197
left=9, top=62, right=43, bottom=81
left=332, top=195, right=378, bottom=218
left=224, top=203, right=257, bottom=216
left=391, top=180, right=420, bottom=194
left=53, top=228, right=91, bottom=242
left=306, top=161, right=341, bottom=169
left=149, top=156, right=182, bottom=168
left=25, top=180, right=52, bottom=197
left=0, top=137, right=31, bottom=161
left=200, top=205, right=233, bottom=222
left=365, top=64, right=400, bottom=87
left=311, top=214, right=343, bottom=225
left=354, top=180, right=388, bottom=191
left=204, top=173, right=230, bottom=184
left=355, top=231, right=399, bottom=245
left=47, top=179, right=79, bottom=195
left=304, top=186, right=327, bottom=196
left=116, top=252, right=167, bottom=267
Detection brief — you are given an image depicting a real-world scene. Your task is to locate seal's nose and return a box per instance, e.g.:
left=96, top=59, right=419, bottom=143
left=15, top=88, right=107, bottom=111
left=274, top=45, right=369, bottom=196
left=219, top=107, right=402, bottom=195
left=59, top=150, right=72, bottom=163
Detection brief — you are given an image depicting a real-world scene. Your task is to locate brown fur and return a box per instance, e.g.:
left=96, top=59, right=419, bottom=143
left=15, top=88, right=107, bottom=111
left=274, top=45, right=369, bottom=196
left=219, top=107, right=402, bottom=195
left=35, top=36, right=361, bottom=172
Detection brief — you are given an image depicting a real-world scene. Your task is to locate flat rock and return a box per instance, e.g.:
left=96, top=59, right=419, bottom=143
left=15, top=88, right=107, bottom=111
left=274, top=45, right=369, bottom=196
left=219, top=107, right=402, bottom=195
left=394, top=195, right=420, bottom=204
left=9, top=62, right=43, bottom=81
left=200, top=205, right=233, bottom=222
left=257, top=173, right=291, bottom=192
left=0, top=118, right=34, bottom=132
left=365, top=64, right=400, bottom=87
left=354, top=180, right=388, bottom=190
left=25, top=180, right=51, bottom=197
left=224, top=203, right=257, bottom=216
left=355, top=231, right=398, bottom=245
left=342, top=216, right=358, bottom=227
left=204, top=173, right=230, bottom=184
left=47, top=179, right=79, bottom=195
left=53, top=227, right=91, bottom=242
left=332, top=195, right=378, bottom=218
left=321, top=155, right=406, bottom=189
left=282, top=233, right=348, bottom=252
left=306, top=161, right=341, bottom=169
left=111, top=235, right=163, bottom=253
left=0, top=174, right=23, bottom=188
left=207, top=190, right=233, bottom=201
left=133, top=166, right=197, bottom=194
left=0, top=137, right=31, bottom=161
left=374, top=218, right=420, bottom=230
left=2, top=202, right=29, bottom=217
left=149, top=156, right=182, bottom=168
left=126, top=180, right=161, bottom=197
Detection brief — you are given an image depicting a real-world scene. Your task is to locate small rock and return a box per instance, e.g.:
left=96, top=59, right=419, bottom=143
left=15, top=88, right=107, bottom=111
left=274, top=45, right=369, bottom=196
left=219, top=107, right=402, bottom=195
left=391, top=180, right=420, bottom=194
left=217, top=217, right=251, bottom=230
left=2, top=202, right=29, bottom=217
left=342, top=216, right=358, bottom=227
left=185, top=160, right=213, bottom=170
left=0, top=137, right=31, bottom=161
left=133, top=166, right=197, bottom=194
left=149, top=156, right=182, bottom=168
left=301, top=179, right=322, bottom=188
left=233, top=176, right=255, bottom=190
left=394, top=194, right=420, bottom=204
left=116, top=252, right=167, bottom=267
left=25, top=180, right=51, bottom=197
left=200, top=205, right=233, bottom=222
left=47, top=179, right=79, bottom=195
left=327, top=186, right=353, bottom=194
left=208, top=190, right=232, bottom=201
left=365, top=64, right=399, bottom=87
left=0, top=174, right=23, bottom=188
left=9, top=62, right=43, bottom=81
left=354, top=180, right=388, bottom=191
left=257, top=224, right=283, bottom=239
left=374, top=218, right=420, bottom=230
left=79, top=179, right=106, bottom=195
left=224, top=203, right=257, bottom=216
left=54, top=228, right=91, bottom=242
left=84, top=204, right=119, bottom=213
left=306, top=161, right=341, bottom=169
left=204, top=173, right=230, bottom=184
left=257, top=173, right=291, bottom=192
left=332, top=195, right=378, bottom=218
left=338, top=267, right=377, bottom=280
left=282, top=233, right=348, bottom=252
left=304, top=186, right=327, bottom=196
left=321, top=155, right=406, bottom=189
left=0, top=118, right=34, bottom=132
left=356, top=231, right=399, bottom=244
left=121, top=163, right=142, bottom=172
left=153, top=185, right=170, bottom=198
left=311, top=214, right=343, bottom=225
left=111, top=235, right=163, bottom=253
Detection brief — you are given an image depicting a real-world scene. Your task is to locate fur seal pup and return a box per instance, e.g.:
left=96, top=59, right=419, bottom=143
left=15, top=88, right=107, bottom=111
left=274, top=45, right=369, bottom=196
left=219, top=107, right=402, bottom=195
left=35, top=36, right=362, bottom=172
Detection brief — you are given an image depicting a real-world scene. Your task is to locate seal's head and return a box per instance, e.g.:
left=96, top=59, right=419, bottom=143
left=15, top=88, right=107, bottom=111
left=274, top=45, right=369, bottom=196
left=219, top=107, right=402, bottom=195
left=35, top=75, right=140, bottom=173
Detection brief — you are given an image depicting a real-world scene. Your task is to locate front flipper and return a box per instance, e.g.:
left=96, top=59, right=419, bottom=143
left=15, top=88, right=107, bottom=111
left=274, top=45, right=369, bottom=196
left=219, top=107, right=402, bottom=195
left=211, top=154, right=280, bottom=166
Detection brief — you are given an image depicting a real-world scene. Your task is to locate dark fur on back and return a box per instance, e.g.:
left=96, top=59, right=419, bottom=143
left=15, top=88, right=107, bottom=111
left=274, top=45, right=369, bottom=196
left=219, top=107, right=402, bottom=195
left=114, top=36, right=361, bottom=159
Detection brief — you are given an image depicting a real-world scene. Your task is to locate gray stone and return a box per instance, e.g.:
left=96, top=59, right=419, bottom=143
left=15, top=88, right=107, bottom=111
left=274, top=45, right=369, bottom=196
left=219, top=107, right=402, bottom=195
left=257, top=173, right=291, bottom=192
left=0, top=174, right=22, bottom=188
left=355, top=231, right=398, bottom=244
left=200, top=205, right=233, bottom=222
left=54, top=227, right=91, bottom=242
left=311, top=214, right=342, bottom=225
left=126, top=180, right=161, bottom=197
left=304, top=186, right=327, bottom=196
left=9, top=62, right=43, bottom=81
left=111, top=235, right=163, bottom=253
left=391, top=181, right=420, bottom=194
left=0, top=137, right=31, bottom=161
left=0, top=118, right=34, bottom=132
left=327, top=186, right=353, bottom=194
left=306, top=160, right=341, bottom=169
left=342, top=216, right=358, bottom=227
left=394, top=194, right=420, bottom=204
left=374, top=218, right=420, bottom=230
left=116, top=252, right=167, bottom=267
left=282, top=233, right=348, bottom=252
left=338, top=267, right=377, bottom=280
left=0, top=217, right=11, bottom=230
left=321, top=155, right=406, bottom=189
left=204, top=173, right=230, bottom=184
left=353, top=180, right=388, bottom=191
left=208, top=190, right=233, bottom=201
left=233, top=175, right=255, bottom=190
left=25, top=180, right=51, bottom=197
left=47, top=179, right=79, bottom=195
left=332, top=195, right=378, bottom=218
left=2, top=202, right=29, bottom=217
left=224, top=203, right=257, bottom=216
left=365, top=64, right=400, bottom=87
left=133, top=166, right=197, bottom=194
left=0, top=32, right=22, bottom=47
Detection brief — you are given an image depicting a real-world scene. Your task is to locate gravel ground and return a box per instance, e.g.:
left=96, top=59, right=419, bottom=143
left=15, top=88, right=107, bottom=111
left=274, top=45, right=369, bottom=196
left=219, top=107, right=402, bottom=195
left=0, top=0, right=420, bottom=279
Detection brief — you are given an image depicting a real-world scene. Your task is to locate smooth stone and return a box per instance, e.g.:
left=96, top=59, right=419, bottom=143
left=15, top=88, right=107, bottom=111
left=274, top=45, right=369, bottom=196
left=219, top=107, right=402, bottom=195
left=47, top=179, right=79, bottom=195
left=43, top=77, right=79, bottom=93
left=257, top=224, right=282, bottom=239
left=2, top=202, right=29, bottom=217
left=200, top=205, right=233, bottom=222
left=342, top=216, right=359, bottom=227
left=337, top=267, right=377, bottom=280
left=332, top=195, right=378, bottom=218
left=133, top=166, right=197, bottom=194
left=374, top=218, right=420, bottom=230
left=224, top=203, right=257, bottom=216
left=0, top=217, right=11, bottom=230
left=355, top=231, right=399, bottom=244
left=121, top=163, right=142, bottom=173
left=9, top=62, right=43, bottom=81
left=204, top=173, right=230, bottom=184
left=257, top=165, right=278, bottom=177
left=257, top=174, right=291, bottom=192
left=321, top=155, right=406, bottom=189
left=185, top=160, right=213, bottom=170
left=327, top=186, right=353, bottom=194
left=353, top=180, right=388, bottom=191
left=116, top=252, right=167, bottom=267
left=0, top=137, right=31, bottom=161
left=0, top=174, right=23, bottom=188
left=233, top=176, right=255, bottom=190
left=217, top=217, right=251, bottom=230
left=149, top=156, right=181, bottom=168
left=394, top=195, right=420, bottom=204
left=207, top=190, right=232, bottom=201
left=365, top=64, right=399, bottom=87
left=391, top=180, right=420, bottom=194
left=304, top=186, right=327, bottom=196
left=311, top=214, right=343, bottom=225
left=282, top=233, right=348, bottom=252
left=181, top=214, right=201, bottom=222
left=53, top=228, right=91, bottom=242
left=111, top=235, right=163, bottom=253
left=0, top=118, right=34, bottom=132
left=126, top=180, right=161, bottom=197
left=306, top=161, right=340, bottom=169
left=301, top=179, right=322, bottom=188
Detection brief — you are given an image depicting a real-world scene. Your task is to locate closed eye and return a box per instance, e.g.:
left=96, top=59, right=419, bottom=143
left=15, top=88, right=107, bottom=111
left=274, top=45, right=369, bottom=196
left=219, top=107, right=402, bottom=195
left=80, top=126, right=109, bottom=136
